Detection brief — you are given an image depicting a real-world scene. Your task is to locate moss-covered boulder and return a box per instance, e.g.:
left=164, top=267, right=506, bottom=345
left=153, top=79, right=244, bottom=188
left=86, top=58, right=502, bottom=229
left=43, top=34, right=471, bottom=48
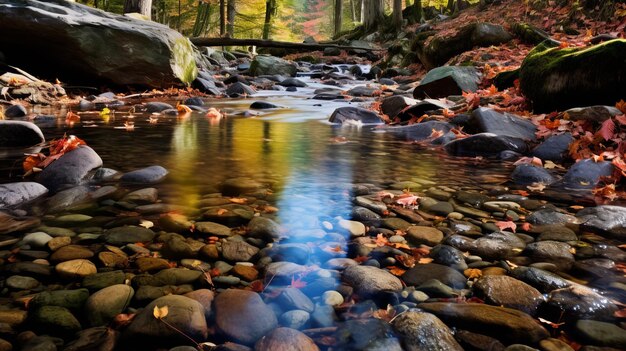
left=0, top=0, right=197, bottom=87
left=416, top=22, right=512, bottom=70
left=519, top=39, right=626, bottom=112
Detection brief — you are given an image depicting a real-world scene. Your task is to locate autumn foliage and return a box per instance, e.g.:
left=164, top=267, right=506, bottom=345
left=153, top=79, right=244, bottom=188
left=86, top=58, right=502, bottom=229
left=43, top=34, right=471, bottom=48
left=23, top=134, right=87, bottom=176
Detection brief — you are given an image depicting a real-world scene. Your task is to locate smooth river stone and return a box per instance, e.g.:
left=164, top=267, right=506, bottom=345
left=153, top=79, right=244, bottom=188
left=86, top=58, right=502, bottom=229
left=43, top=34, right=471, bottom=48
left=56, top=259, right=97, bottom=279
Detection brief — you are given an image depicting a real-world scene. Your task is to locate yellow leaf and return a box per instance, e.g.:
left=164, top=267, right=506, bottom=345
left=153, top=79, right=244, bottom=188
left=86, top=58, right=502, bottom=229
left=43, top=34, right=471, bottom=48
left=139, top=220, right=154, bottom=229
left=100, top=107, right=111, bottom=117
left=153, top=305, right=168, bottom=319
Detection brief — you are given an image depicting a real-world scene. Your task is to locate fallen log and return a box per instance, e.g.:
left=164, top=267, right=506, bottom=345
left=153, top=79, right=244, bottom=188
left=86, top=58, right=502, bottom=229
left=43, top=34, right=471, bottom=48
left=189, top=37, right=384, bottom=52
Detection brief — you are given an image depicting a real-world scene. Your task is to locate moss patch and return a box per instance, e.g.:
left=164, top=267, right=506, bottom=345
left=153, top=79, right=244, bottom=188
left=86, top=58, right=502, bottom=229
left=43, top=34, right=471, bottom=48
left=171, top=37, right=198, bottom=85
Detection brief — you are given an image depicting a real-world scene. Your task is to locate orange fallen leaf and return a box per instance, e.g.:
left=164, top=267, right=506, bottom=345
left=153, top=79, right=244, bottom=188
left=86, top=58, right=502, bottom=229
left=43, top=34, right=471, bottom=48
left=464, top=268, right=482, bottom=279
left=229, top=198, right=247, bottom=204
left=387, top=266, right=406, bottom=276
left=375, top=233, right=388, bottom=247
left=153, top=305, right=169, bottom=319
left=216, top=208, right=228, bottom=215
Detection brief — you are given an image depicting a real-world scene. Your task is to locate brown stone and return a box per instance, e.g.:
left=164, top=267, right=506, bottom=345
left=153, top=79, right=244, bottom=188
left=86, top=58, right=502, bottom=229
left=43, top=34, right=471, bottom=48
left=135, top=257, right=171, bottom=272
left=473, top=275, right=545, bottom=316
left=481, top=267, right=507, bottom=276
left=50, top=245, right=94, bottom=262
left=232, top=264, right=259, bottom=281
left=255, top=327, right=319, bottom=351
left=0, top=310, right=27, bottom=326
left=199, top=244, right=219, bottom=260
left=55, top=259, right=97, bottom=279
left=98, top=251, right=128, bottom=268
left=406, top=226, right=444, bottom=246
left=47, top=236, right=71, bottom=251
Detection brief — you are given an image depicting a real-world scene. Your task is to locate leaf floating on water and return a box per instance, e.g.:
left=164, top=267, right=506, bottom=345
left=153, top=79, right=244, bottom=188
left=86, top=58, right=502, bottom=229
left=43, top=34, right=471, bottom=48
left=206, top=108, right=222, bottom=118
left=177, top=104, right=192, bottom=114
left=153, top=305, right=168, bottom=319
left=100, top=107, right=111, bottom=117
left=527, top=182, right=546, bottom=192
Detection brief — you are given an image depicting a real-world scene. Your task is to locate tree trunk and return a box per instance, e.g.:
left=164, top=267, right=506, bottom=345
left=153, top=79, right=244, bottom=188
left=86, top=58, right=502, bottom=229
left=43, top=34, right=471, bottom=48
left=226, top=0, right=235, bottom=37
left=363, top=0, right=383, bottom=32
left=124, top=0, right=152, bottom=19
left=392, top=0, right=402, bottom=31
left=220, top=0, right=226, bottom=36
left=360, top=0, right=364, bottom=22
left=262, top=0, right=276, bottom=39
left=410, top=0, right=423, bottom=23
left=349, top=0, right=357, bottom=22
left=334, top=0, right=343, bottom=36
left=192, top=0, right=212, bottom=37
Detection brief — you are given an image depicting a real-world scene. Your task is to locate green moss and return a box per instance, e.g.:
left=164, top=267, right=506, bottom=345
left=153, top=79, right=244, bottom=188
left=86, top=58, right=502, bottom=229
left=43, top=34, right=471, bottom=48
left=171, top=37, right=198, bottom=85
left=520, top=39, right=626, bottom=112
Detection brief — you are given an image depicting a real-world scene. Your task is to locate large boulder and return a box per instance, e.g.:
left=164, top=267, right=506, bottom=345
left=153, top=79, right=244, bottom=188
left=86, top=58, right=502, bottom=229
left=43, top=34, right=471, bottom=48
left=444, top=133, right=528, bottom=157
left=0, top=120, right=45, bottom=147
left=416, top=22, right=513, bottom=70
left=37, top=146, right=103, bottom=193
left=0, top=0, right=197, bottom=87
left=413, top=66, right=480, bottom=99
left=519, top=39, right=626, bottom=112
left=250, top=55, right=297, bottom=77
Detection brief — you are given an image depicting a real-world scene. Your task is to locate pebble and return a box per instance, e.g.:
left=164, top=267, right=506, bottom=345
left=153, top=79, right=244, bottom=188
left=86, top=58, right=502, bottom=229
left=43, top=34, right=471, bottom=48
left=55, top=259, right=97, bottom=279
left=322, top=290, right=344, bottom=306
left=6, top=275, right=40, bottom=290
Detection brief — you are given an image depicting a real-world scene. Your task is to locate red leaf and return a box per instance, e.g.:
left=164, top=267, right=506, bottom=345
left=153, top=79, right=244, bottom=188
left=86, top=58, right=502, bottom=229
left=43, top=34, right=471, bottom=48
left=495, top=221, right=517, bottom=233
left=599, top=118, right=616, bottom=141
left=289, top=275, right=307, bottom=289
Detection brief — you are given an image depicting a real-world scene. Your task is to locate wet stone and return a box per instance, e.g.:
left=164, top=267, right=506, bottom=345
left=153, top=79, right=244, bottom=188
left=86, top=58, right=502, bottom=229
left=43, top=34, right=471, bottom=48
left=0, top=182, right=48, bottom=209
left=455, top=330, right=505, bottom=351
left=6, top=275, right=40, bottom=290
left=120, top=165, right=168, bottom=184
left=50, top=245, right=94, bottom=262
left=104, top=225, right=155, bottom=245
left=537, top=225, right=578, bottom=242
left=524, top=240, right=575, bottom=271
left=31, top=306, right=81, bottom=337
left=418, top=302, right=549, bottom=345
left=545, top=285, right=618, bottom=321
left=135, top=257, right=171, bottom=272
left=221, top=239, right=259, bottom=262
left=401, top=263, right=467, bottom=289
left=473, top=275, right=544, bottom=316
left=279, top=310, right=310, bottom=330
left=22, top=232, right=53, bottom=247
left=82, top=270, right=126, bottom=291
left=406, top=226, right=444, bottom=246
left=392, top=311, right=463, bottom=351
left=575, top=320, right=626, bottom=349
left=255, top=327, right=319, bottom=351
left=85, top=284, right=134, bottom=327
left=342, top=265, right=403, bottom=298
left=55, top=259, right=97, bottom=279
left=214, top=289, right=278, bottom=345
left=195, top=221, right=232, bottom=236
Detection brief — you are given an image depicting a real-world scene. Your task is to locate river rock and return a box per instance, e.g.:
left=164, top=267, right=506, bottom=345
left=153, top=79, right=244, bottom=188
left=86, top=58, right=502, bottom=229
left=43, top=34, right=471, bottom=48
left=123, top=295, right=208, bottom=347
left=537, top=225, right=578, bottom=242
left=0, top=182, right=47, bottom=209
left=82, top=270, right=126, bottom=290
left=473, top=275, right=544, bottom=315
left=247, top=216, right=281, bottom=241
left=146, top=102, right=174, bottom=113
left=0, top=120, right=44, bottom=147
left=527, top=209, right=578, bottom=225
left=416, top=22, right=513, bottom=70
left=221, top=177, right=263, bottom=196
left=402, top=263, right=467, bottom=289
left=391, top=311, right=463, bottom=351
left=444, top=133, right=528, bottom=157
left=575, top=320, right=626, bottom=348
left=382, top=120, right=453, bottom=141
left=255, top=327, right=319, bottom=351
left=55, top=259, right=97, bottom=279
left=6, top=275, right=39, bottom=290
left=544, top=285, right=618, bottom=321
left=328, top=107, right=384, bottom=124
left=524, top=241, right=575, bottom=270
left=195, top=221, right=232, bottom=236
left=22, top=232, right=53, bottom=247
left=250, top=55, right=297, bottom=77
left=413, top=66, right=480, bottom=99
left=50, top=245, right=94, bottom=262
left=455, top=330, right=506, bottom=351
left=104, top=225, right=155, bottom=245
left=342, top=265, right=402, bottom=298
left=469, top=107, right=537, bottom=141
left=279, top=78, right=307, bottom=87
left=510, top=266, right=571, bottom=293
left=193, top=77, right=221, bottom=95
left=381, top=95, right=418, bottom=119
left=519, top=39, right=626, bottom=112
left=511, top=164, right=556, bottom=185
left=532, top=133, right=573, bottom=162
left=470, top=232, right=526, bottom=260
left=0, top=0, right=197, bottom=87
left=221, top=239, right=259, bottom=262
left=214, top=289, right=277, bottom=345
left=564, top=105, right=623, bottom=122
left=0, top=212, right=40, bottom=235
left=4, top=104, right=27, bottom=117
left=418, top=302, right=549, bottom=344
left=577, top=205, right=626, bottom=239
left=250, top=101, right=279, bottom=109
left=85, top=284, right=134, bottom=326
left=562, top=159, right=613, bottom=189
left=226, top=82, right=256, bottom=96
left=430, top=245, right=468, bottom=271
left=63, top=326, right=119, bottom=351
left=31, top=306, right=81, bottom=337
left=37, top=146, right=102, bottom=193
left=120, top=165, right=168, bottom=184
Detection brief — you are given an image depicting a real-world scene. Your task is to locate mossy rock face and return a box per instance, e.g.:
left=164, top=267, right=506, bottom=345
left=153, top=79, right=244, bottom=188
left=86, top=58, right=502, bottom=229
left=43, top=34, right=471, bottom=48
left=0, top=0, right=197, bottom=87
left=520, top=39, right=626, bottom=113
left=416, top=23, right=512, bottom=70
